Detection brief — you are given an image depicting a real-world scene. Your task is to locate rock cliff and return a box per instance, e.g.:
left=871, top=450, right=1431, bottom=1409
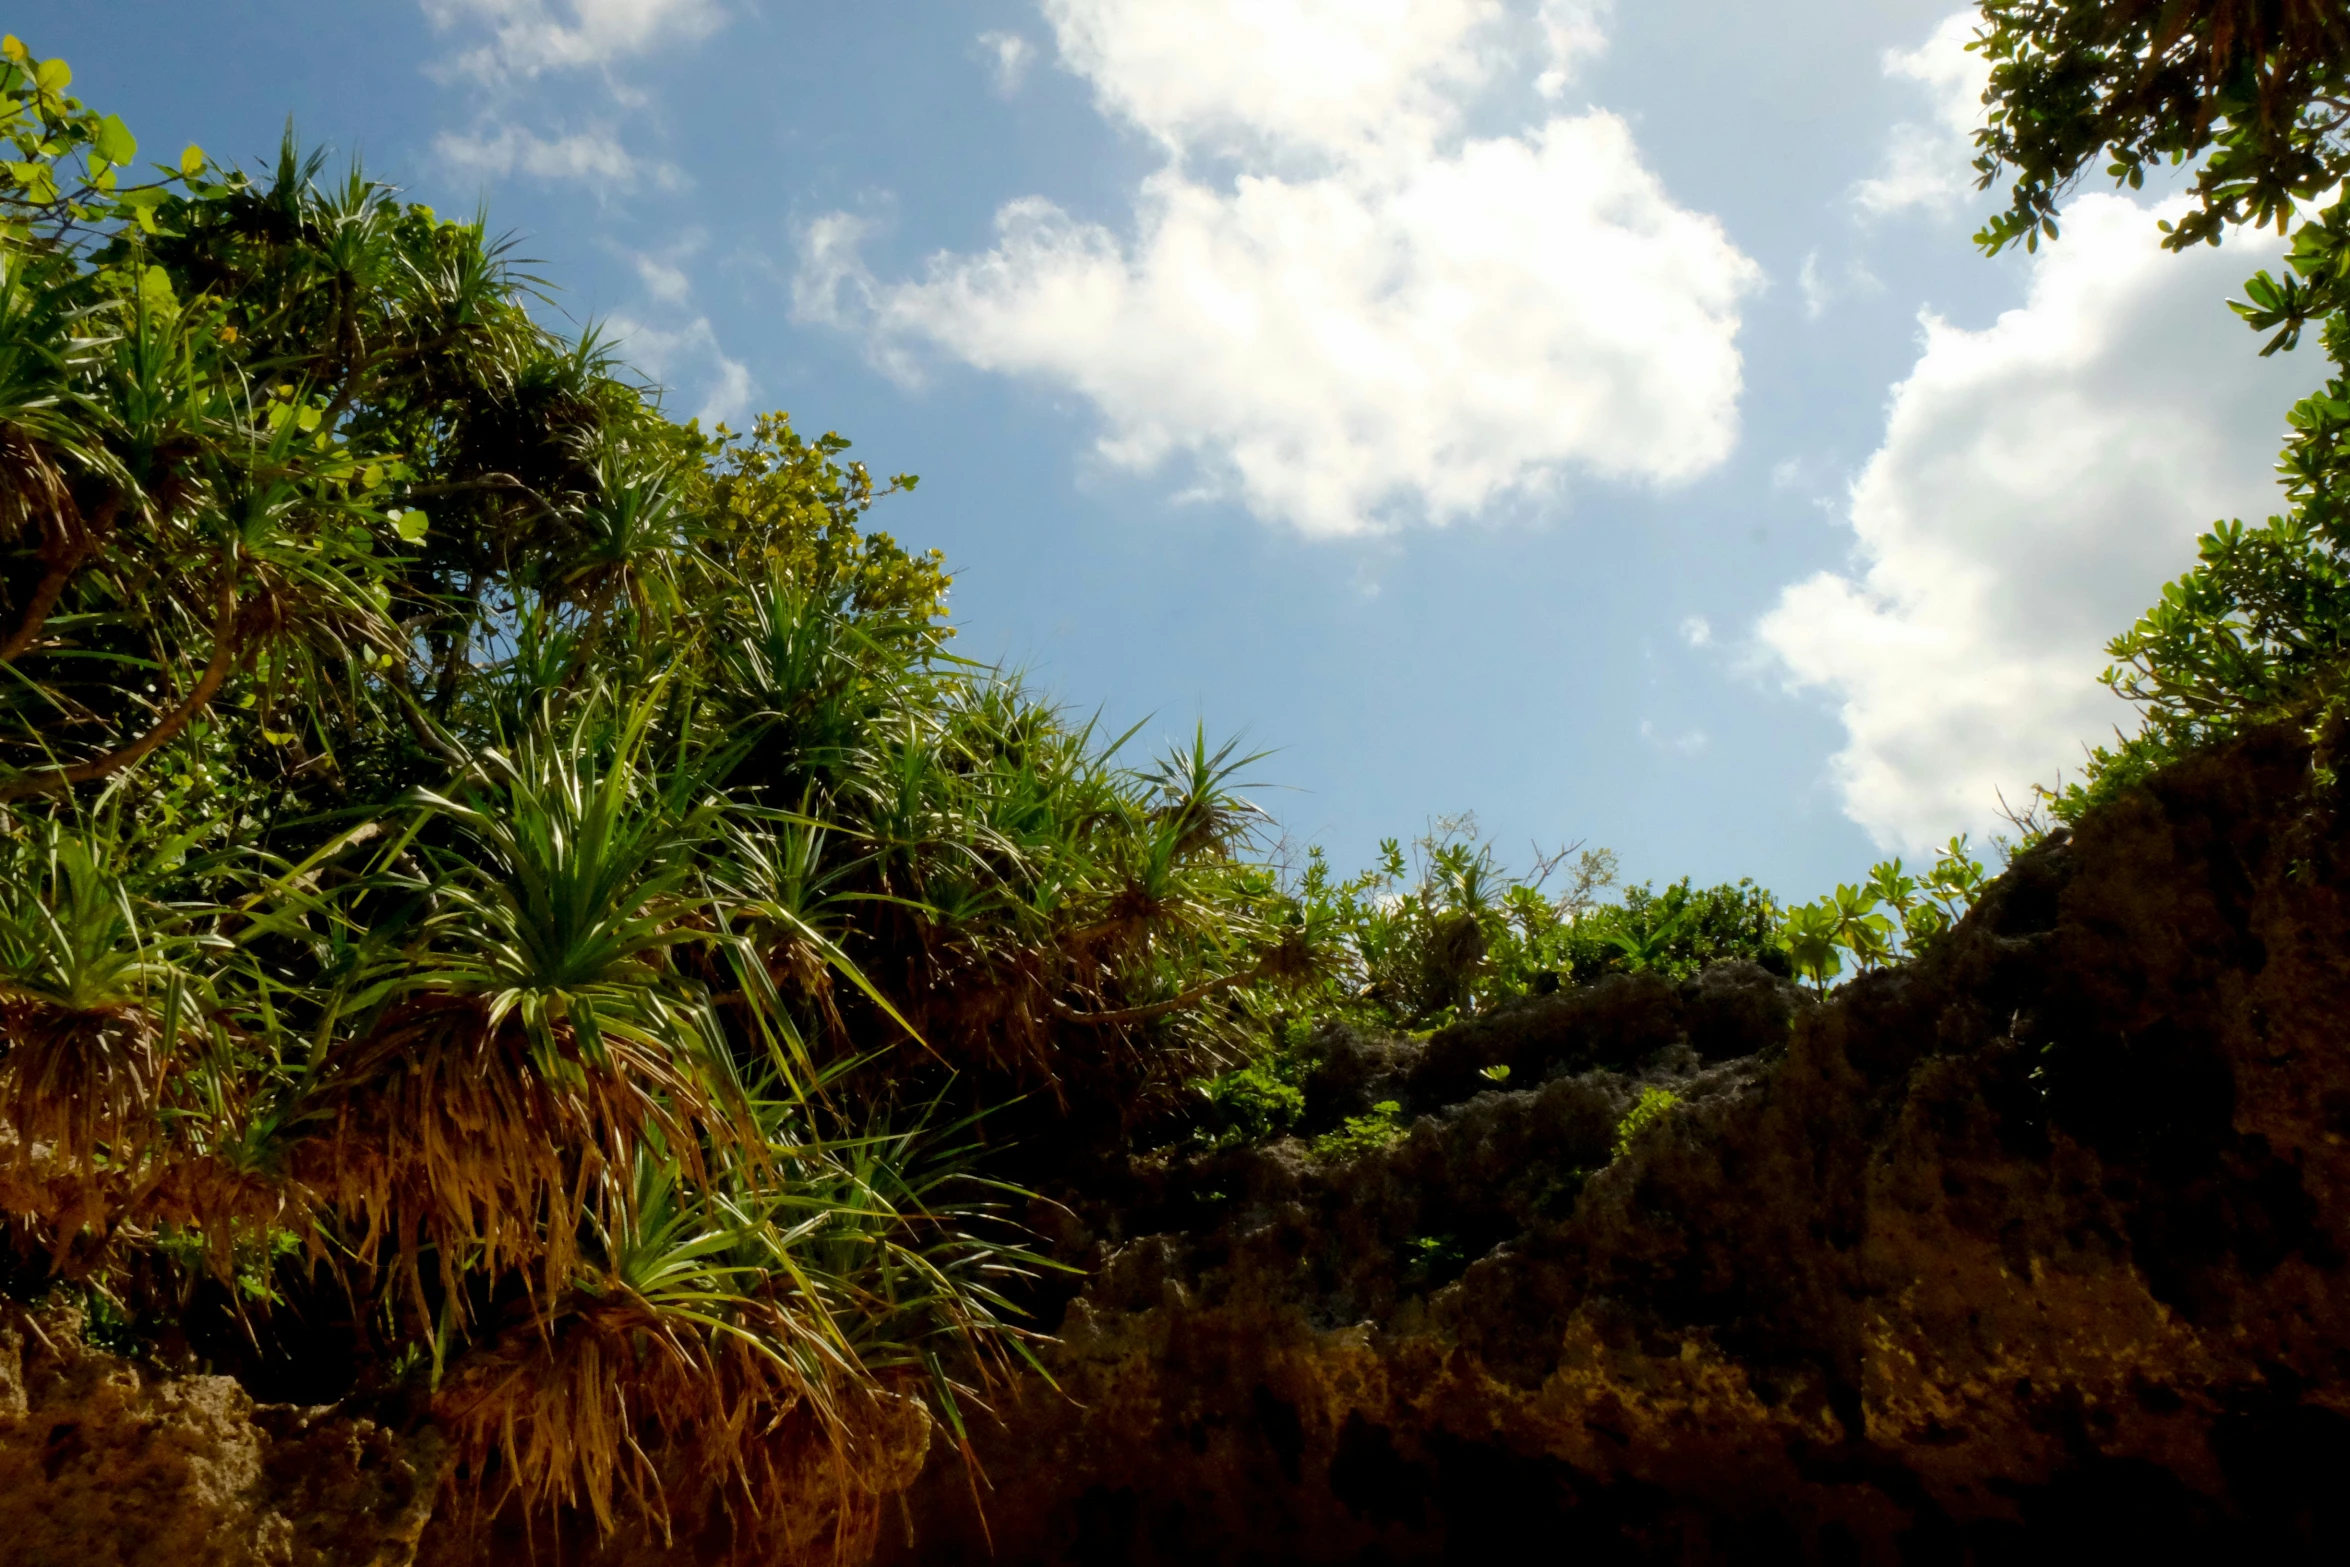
left=9, top=721, right=2350, bottom=1563
left=0, top=1301, right=441, bottom=1567
left=877, top=720, right=2350, bottom=1564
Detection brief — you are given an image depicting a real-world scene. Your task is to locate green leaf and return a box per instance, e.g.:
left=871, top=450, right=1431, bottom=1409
left=393, top=509, right=430, bottom=543
left=93, top=114, right=134, bottom=167
left=137, top=263, right=176, bottom=315
left=179, top=143, right=203, bottom=177
left=33, top=57, right=69, bottom=93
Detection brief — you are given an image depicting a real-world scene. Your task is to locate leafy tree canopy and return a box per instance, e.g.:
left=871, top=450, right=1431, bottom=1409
left=1967, top=4, right=2350, bottom=816
left=1973, top=1, right=2350, bottom=348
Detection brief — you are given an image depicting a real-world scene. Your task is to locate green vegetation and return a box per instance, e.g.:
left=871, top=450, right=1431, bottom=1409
left=1972, top=3, right=2350, bottom=821
left=1270, top=818, right=1990, bottom=1024
left=0, top=40, right=1299, bottom=1553
left=18, top=1, right=2350, bottom=1545
left=1778, top=842, right=1991, bottom=993
left=1193, top=1019, right=1313, bottom=1148
left=1280, top=821, right=1781, bottom=1036
left=1180, top=822, right=1994, bottom=1151
left=1613, top=1086, right=1680, bottom=1161
left=1311, top=1100, right=1406, bottom=1162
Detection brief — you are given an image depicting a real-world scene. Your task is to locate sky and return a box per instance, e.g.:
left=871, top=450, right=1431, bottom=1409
left=22, top=1, right=2317, bottom=899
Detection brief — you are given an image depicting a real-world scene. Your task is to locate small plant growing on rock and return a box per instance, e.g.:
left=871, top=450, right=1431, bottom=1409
left=1613, top=1086, right=1681, bottom=1160
left=1312, top=1100, right=1406, bottom=1161
left=1196, top=1055, right=1309, bottom=1148
left=1779, top=838, right=1989, bottom=992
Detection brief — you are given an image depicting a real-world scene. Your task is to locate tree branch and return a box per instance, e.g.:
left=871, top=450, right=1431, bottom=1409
left=1047, top=959, right=1270, bottom=1028
left=0, top=559, right=81, bottom=664
left=0, top=489, right=118, bottom=665
left=383, top=654, right=468, bottom=766
left=0, top=576, right=240, bottom=802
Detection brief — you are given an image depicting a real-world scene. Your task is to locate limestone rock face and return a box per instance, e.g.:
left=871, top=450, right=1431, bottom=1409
left=879, top=723, right=2350, bottom=1564
left=0, top=1303, right=443, bottom=1567
left=10, top=723, right=2350, bottom=1564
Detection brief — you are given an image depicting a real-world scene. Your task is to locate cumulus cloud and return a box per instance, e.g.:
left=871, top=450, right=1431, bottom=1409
left=1755, top=195, right=2302, bottom=850
left=1039, top=0, right=1504, bottom=164
left=435, top=123, right=680, bottom=190
left=1534, top=0, right=1610, bottom=98
left=799, top=0, right=1757, bottom=536
left=1853, top=9, right=1991, bottom=217
left=422, top=0, right=725, bottom=80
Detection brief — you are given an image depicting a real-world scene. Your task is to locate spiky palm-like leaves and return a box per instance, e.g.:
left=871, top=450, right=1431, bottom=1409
left=0, top=819, right=186, bottom=1192
left=302, top=693, right=742, bottom=1315
left=1, top=48, right=1307, bottom=1558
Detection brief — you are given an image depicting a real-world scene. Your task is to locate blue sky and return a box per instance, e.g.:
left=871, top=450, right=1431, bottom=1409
left=25, top=1, right=2314, bottom=898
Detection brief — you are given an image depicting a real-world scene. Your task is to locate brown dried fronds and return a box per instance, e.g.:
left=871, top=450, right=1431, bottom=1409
left=296, top=996, right=732, bottom=1322
left=0, top=998, right=169, bottom=1179
left=432, top=1289, right=915, bottom=1564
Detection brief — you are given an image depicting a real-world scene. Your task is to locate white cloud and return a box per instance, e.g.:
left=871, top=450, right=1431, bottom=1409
left=1853, top=9, right=1991, bottom=217
left=434, top=123, right=680, bottom=190
left=1755, top=195, right=2302, bottom=850
left=616, top=232, right=704, bottom=305
left=977, top=31, right=1036, bottom=95
left=1679, top=615, right=1712, bottom=648
left=423, top=0, right=725, bottom=80
left=799, top=0, right=1757, bottom=536
left=1799, top=252, right=1831, bottom=318
left=1040, top=0, right=1504, bottom=165
left=609, top=314, right=756, bottom=429
left=1534, top=0, right=1610, bottom=98
left=632, top=252, right=693, bottom=304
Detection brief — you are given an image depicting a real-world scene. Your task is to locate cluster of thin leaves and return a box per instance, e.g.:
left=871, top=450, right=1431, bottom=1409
left=0, top=42, right=1302, bottom=1561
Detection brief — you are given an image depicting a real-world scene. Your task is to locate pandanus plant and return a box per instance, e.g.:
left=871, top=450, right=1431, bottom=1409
left=0, top=44, right=1309, bottom=1559
left=0, top=819, right=194, bottom=1219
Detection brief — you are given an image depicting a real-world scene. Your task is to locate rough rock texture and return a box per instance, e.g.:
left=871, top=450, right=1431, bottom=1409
left=879, top=722, right=2350, bottom=1564
left=12, top=723, right=2350, bottom=1563
left=0, top=1303, right=443, bottom=1567
left=411, top=1389, right=935, bottom=1567
left=0, top=1291, right=930, bottom=1567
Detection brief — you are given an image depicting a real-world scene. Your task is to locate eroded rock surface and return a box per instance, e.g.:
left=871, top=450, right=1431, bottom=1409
left=0, top=1303, right=442, bottom=1567
left=10, top=724, right=2350, bottom=1564
left=880, top=723, right=2350, bottom=1564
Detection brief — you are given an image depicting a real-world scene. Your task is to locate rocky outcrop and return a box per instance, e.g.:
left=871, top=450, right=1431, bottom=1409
left=879, top=721, right=2350, bottom=1564
left=0, top=1302, right=443, bottom=1567
left=11, top=722, right=2350, bottom=1563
